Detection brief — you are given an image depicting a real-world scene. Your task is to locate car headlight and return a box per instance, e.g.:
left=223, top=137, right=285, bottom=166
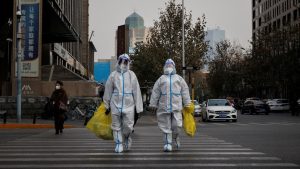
left=208, top=110, right=215, bottom=114
left=231, top=109, right=237, bottom=114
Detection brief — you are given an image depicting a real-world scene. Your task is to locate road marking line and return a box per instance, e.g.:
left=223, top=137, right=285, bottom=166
left=0, top=145, right=243, bottom=148
left=0, top=163, right=297, bottom=168
left=0, top=152, right=265, bottom=156
left=0, top=156, right=281, bottom=161
left=0, top=148, right=253, bottom=152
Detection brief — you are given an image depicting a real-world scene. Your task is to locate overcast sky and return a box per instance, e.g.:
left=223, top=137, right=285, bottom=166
left=89, top=0, right=252, bottom=60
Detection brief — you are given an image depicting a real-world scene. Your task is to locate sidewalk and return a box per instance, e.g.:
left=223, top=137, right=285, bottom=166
left=0, top=118, right=85, bottom=129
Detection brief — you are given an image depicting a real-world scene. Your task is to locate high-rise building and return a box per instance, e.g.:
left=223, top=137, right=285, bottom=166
left=205, top=27, right=225, bottom=60
left=252, top=0, right=300, bottom=36
left=125, top=12, right=149, bottom=54
left=0, top=0, right=96, bottom=97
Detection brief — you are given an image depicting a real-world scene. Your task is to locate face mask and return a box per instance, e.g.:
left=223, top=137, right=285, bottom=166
left=55, top=85, right=61, bottom=90
left=120, top=63, right=127, bottom=71
left=165, top=67, right=173, bottom=74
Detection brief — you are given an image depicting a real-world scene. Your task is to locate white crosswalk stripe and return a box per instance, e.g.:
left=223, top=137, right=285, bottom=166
left=0, top=127, right=298, bottom=169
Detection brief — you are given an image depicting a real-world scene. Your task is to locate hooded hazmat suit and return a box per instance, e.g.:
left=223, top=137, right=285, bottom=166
left=149, top=58, right=191, bottom=151
left=103, top=54, right=143, bottom=153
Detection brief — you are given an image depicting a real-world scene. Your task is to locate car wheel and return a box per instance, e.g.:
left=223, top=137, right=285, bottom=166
left=232, top=119, right=237, bottom=122
left=241, top=110, right=244, bottom=114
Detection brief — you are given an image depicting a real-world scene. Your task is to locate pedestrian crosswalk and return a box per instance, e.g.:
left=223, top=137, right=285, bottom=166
left=0, top=126, right=298, bottom=169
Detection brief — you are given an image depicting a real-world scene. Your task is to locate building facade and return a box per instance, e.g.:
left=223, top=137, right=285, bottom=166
left=251, top=0, right=300, bottom=99
left=203, top=27, right=225, bottom=71
left=205, top=27, right=226, bottom=59
left=125, top=12, right=149, bottom=54
left=252, top=0, right=300, bottom=35
left=0, top=0, right=96, bottom=97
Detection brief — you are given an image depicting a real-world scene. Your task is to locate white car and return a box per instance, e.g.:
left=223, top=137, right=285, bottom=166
left=192, top=100, right=201, bottom=117
left=201, top=99, right=237, bottom=122
left=267, top=99, right=290, bottom=111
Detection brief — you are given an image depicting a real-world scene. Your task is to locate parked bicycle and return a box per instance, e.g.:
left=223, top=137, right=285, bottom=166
left=67, top=99, right=98, bottom=125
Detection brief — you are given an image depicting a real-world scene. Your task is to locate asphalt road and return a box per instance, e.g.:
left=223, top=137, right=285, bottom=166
left=0, top=112, right=299, bottom=169
left=196, top=112, right=300, bottom=166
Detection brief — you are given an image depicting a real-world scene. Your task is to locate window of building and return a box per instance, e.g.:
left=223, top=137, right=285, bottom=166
left=283, top=15, right=287, bottom=25
left=253, top=10, right=256, bottom=19
left=277, top=18, right=281, bottom=28
left=253, top=21, right=256, bottom=30
left=294, top=9, right=298, bottom=21
left=287, top=13, right=291, bottom=24
left=259, top=17, right=262, bottom=26
left=273, top=21, right=277, bottom=30
left=253, top=0, right=256, bottom=7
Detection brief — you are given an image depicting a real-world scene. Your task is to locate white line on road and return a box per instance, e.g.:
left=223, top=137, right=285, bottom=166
left=0, top=145, right=243, bottom=148
left=0, top=163, right=297, bottom=168
left=0, top=152, right=265, bottom=156
left=0, top=148, right=253, bottom=152
left=0, top=156, right=281, bottom=162
left=10, top=140, right=227, bottom=143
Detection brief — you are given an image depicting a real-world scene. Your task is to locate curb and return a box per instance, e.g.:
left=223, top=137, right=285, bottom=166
left=0, top=124, right=74, bottom=129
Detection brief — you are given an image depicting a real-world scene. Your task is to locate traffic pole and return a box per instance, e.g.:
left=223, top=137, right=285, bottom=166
left=16, top=1, right=22, bottom=123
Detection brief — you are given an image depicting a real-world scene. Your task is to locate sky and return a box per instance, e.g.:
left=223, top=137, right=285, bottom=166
left=89, top=0, right=252, bottom=60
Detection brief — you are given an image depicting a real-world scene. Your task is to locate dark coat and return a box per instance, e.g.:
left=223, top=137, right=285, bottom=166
left=50, top=88, right=68, bottom=112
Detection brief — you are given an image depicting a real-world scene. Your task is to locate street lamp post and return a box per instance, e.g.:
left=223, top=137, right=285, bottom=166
left=6, top=38, right=12, bottom=80
left=182, top=0, right=185, bottom=80
left=7, top=18, right=12, bottom=80
left=16, top=3, right=22, bottom=123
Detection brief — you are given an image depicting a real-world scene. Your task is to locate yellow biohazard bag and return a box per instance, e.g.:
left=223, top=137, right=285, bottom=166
left=182, top=103, right=196, bottom=137
left=86, top=102, right=113, bottom=140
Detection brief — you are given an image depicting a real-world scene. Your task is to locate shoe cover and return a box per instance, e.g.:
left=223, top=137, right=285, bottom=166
left=113, top=131, right=123, bottom=153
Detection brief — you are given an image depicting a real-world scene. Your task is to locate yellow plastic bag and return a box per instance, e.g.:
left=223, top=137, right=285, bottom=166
left=182, top=103, right=196, bottom=137
left=86, top=102, right=113, bottom=140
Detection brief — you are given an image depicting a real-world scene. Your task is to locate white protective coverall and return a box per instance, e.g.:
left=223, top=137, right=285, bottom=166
left=103, top=54, right=143, bottom=153
left=150, top=59, right=191, bottom=152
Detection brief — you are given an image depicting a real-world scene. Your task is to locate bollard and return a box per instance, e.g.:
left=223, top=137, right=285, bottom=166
left=3, top=112, right=7, bottom=124
left=33, top=113, right=36, bottom=124
left=0, top=111, right=7, bottom=124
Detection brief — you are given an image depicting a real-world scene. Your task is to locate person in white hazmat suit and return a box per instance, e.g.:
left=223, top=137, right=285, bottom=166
left=149, top=58, right=191, bottom=152
left=103, top=54, right=143, bottom=153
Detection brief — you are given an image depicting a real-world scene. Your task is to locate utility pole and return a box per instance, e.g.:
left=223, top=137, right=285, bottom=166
left=182, top=0, right=185, bottom=80
left=16, top=1, right=22, bottom=123
left=7, top=18, right=12, bottom=81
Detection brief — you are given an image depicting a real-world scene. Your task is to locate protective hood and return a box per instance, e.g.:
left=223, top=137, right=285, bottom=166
left=116, top=54, right=131, bottom=73
left=163, top=58, right=176, bottom=75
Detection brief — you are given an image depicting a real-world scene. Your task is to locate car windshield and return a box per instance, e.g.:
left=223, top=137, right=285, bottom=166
left=207, top=99, right=229, bottom=106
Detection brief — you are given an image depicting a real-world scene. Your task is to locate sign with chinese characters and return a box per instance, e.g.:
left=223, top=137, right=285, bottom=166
left=16, top=0, right=40, bottom=77
left=53, top=43, right=75, bottom=67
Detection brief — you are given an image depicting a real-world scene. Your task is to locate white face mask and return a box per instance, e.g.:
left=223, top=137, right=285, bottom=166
left=164, top=67, right=173, bottom=74
left=55, top=85, right=61, bottom=90
left=120, top=63, right=127, bottom=71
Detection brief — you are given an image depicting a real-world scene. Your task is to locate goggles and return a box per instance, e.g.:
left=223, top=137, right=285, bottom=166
left=118, top=58, right=129, bottom=65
